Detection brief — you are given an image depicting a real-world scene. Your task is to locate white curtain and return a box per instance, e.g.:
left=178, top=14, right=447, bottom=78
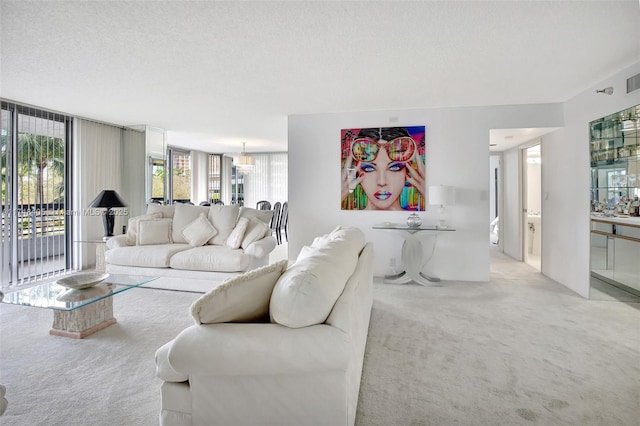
left=122, top=129, right=145, bottom=217
left=72, top=118, right=123, bottom=269
left=243, top=152, right=288, bottom=209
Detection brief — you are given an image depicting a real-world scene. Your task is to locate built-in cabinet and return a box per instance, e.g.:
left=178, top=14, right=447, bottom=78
left=590, top=105, right=640, bottom=296
left=590, top=105, right=640, bottom=213
left=590, top=218, right=640, bottom=295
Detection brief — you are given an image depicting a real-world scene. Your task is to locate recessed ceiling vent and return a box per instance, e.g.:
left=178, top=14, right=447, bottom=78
left=628, top=72, right=640, bottom=94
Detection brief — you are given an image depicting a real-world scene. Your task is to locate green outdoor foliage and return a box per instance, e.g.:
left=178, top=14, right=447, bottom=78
left=1, top=132, right=65, bottom=205
left=173, top=167, right=191, bottom=200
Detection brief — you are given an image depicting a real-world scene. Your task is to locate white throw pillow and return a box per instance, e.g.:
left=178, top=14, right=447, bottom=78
left=239, top=206, right=273, bottom=225
left=190, top=259, right=289, bottom=324
left=270, top=227, right=365, bottom=328
left=208, top=204, right=240, bottom=245
left=226, top=217, right=249, bottom=249
left=125, top=212, right=162, bottom=245
left=172, top=204, right=211, bottom=244
left=137, top=218, right=173, bottom=245
left=241, top=217, right=270, bottom=249
left=182, top=212, right=217, bottom=247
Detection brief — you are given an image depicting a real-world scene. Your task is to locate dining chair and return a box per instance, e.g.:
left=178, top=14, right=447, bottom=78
left=256, top=200, right=271, bottom=210
left=278, top=201, right=288, bottom=243
left=270, top=202, right=281, bottom=244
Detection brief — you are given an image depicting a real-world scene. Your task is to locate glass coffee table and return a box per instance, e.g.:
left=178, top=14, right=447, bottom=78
left=2, top=273, right=158, bottom=338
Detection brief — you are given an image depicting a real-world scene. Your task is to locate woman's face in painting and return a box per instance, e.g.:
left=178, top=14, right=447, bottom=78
left=358, top=144, right=407, bottom=210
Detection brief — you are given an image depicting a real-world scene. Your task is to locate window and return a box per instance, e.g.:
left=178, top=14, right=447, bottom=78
left=167, top=147, right=191, bottom=203
left=231, top=165, right=245, bottom=206
left=208, top=154, right=222, bottom=203
left=149, top=157, right=165, bottom=203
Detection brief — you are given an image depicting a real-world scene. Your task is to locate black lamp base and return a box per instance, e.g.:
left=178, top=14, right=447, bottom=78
left=102, top=208, right=115, bottom=239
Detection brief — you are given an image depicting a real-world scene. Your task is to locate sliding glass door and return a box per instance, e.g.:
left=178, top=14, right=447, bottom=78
left=1, top=102, right=72, bottom=287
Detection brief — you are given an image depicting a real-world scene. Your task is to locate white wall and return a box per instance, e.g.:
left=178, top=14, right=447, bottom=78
left=502, top=147, right=522, bottom=260
left=526, top=157, right=541, bottom=215
left=288, top=104, right=563, bottom=281
left=542, top=62, right=640, bottom=298
left=191, top=150, right=209, bottom=204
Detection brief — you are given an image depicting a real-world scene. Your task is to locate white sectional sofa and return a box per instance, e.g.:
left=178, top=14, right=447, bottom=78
left=155, top=227, right=374, bottom=426
left=105, top=203, right=277, bottom=281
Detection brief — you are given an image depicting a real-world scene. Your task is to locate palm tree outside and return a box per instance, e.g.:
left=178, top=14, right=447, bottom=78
left=16, top=133, right=65, bottom=206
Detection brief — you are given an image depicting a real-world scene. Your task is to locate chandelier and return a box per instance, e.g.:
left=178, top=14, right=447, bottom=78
left=234, top=142, right=255, bottom=173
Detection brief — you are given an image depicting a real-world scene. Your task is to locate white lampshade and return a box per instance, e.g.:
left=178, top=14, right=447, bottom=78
left=429, top=185, right=455, bottom=206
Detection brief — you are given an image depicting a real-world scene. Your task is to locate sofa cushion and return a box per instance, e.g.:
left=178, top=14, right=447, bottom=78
left=207, top=204, right=240, bottom=245
left=269, top=227, right=365, bottom=328
left=241, top=217, right=270, bottom=250
left=226, top=217, right=249, bottom=249
left=190, top=259, right=289, bottom=324
left=146, top=203, right=175, bottom=218
left=125, top=212, right=162, bottom=245
left=138, top=218, right=173, bottom=245
left=105, top=244, right=191, bottom=268
left=170, top=245, right=250, bottom=272
left=295, top=245, right=315, bottom=261
left=172, top=204, right=211, bottom=244
left=182, top=212, right=217, bottom=247
left=239, top=206, right=273, bottom=225
left=311, top=225, right=342, bottom=248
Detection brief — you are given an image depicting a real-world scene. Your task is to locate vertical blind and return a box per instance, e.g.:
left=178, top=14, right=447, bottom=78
left=73, top=118, right=123, bottom=269
left=243, top=152, right=288, bottom=209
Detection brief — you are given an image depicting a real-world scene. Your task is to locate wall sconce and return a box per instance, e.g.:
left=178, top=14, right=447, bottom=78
left=429, top=185, right=455, bottom=228
left=595, top=86, right=614, bottom=95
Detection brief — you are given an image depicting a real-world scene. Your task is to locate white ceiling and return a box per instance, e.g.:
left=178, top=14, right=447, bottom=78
left=489, top=127, right=559, bottom=152
left=1, top=1, right=639, bottom=155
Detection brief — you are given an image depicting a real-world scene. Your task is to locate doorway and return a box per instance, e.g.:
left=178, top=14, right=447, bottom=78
left=523, top=144, right=541, bottom=271
left=489, top=154, right=500, bottom=247
left=1, top=102, right=73, bottom=287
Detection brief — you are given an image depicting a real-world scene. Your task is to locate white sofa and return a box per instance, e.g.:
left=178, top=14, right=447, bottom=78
left=105, top=203, right=277, bottom=281
left=155, top=227, right=373, bottom=426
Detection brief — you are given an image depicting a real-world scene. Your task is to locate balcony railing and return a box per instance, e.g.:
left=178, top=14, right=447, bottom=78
left=1, top=203, right=66, bottom=285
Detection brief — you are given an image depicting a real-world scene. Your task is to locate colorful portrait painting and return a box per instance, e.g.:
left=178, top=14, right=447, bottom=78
left=341, top=126, right=426, bottom=211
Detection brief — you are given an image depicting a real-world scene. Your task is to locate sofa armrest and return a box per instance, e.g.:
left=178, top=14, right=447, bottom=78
left=106, top=234, right=129, bottom=249
left=244, top=235, right=277, bottom=258
left=155, top=340, right=189, bottom=382
left=166, top=323, right=349, bottom=376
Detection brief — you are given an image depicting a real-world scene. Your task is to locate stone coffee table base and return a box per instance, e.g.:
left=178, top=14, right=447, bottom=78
left=50, top=298, right=116, bottom=339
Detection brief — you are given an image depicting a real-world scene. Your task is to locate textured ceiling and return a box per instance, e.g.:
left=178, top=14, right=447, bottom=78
left=1, top=1, right=639, bottom=154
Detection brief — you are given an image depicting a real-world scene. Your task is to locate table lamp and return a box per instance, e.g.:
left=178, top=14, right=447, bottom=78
left=89, top=190, right=127, bottom=239
left=429, top=185, right=455, bottom=228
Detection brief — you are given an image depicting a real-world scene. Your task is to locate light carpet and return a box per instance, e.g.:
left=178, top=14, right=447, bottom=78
left=1, top=251, right=639, bottom=425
